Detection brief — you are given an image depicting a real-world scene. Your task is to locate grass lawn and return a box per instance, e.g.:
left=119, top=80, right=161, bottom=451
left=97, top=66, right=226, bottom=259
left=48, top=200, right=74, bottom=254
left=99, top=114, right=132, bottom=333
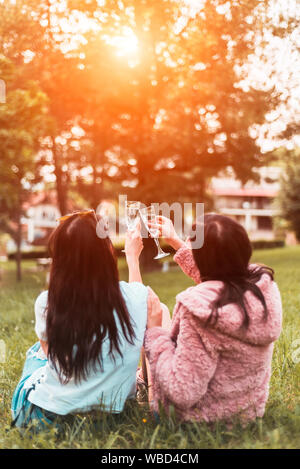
left=0, top=247, right=299, bottom=449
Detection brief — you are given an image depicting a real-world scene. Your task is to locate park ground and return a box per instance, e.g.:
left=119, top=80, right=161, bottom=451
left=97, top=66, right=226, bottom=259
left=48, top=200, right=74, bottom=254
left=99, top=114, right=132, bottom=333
left=0, top=247, right=299, bottom=449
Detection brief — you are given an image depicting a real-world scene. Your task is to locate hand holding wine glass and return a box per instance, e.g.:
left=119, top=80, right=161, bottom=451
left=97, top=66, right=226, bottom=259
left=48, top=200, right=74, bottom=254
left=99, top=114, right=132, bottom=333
left=148, top=215, right=184, bottom=251
left=139, top=206, right=169, bottom=260
left=125, top=222, right=144, bottom=283
left=122, top=201, right=141, bottom=253
left=125, top=201, right=140, bottom=231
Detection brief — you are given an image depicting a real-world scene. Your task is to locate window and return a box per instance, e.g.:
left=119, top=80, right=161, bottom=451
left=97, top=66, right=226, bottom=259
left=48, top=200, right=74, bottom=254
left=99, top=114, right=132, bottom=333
left=257, top=216, right=273, bottom=230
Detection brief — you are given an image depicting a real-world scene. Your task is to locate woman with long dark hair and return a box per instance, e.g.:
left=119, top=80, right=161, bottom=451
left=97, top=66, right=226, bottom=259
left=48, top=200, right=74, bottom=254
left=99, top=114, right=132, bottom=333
left=143, top=213, right=282, bottom=424
left=11, top=210, right=150, bottom=428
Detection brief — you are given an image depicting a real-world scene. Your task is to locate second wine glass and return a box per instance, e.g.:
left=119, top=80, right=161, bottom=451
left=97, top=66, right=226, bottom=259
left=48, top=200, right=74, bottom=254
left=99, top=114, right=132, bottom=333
left=122, top=201, right=141, bottom=253
left=139, top=206, right=169, bottom=260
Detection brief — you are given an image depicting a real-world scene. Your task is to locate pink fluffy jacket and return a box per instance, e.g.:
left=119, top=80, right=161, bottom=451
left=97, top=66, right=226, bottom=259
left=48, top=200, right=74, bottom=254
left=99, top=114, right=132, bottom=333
left=144, top=245, right=282, bottom=424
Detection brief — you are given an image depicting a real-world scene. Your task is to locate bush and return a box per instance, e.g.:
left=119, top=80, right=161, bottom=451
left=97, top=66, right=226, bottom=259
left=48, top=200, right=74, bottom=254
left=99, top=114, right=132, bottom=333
left=8, top=250, right=48, bottom=260
left=251, top=239, right=285, bottom=250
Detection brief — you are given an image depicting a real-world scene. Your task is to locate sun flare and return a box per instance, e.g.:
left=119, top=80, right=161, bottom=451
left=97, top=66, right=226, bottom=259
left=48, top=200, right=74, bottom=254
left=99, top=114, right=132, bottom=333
left=108, top=30, right=139, bottom=57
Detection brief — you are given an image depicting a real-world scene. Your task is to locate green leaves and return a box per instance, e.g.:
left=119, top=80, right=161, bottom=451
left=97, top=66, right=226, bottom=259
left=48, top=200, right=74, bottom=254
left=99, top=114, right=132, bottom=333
left=278, top=149, right=300, bottom=240
left=0, top=0, right=296, bottom=214
left=0, top=53, right=50, bottom=257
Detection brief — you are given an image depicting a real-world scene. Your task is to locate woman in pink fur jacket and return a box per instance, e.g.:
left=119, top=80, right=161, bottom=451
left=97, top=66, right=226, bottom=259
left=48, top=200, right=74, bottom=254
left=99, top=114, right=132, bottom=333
left=144, top=213, right=282, bottom=424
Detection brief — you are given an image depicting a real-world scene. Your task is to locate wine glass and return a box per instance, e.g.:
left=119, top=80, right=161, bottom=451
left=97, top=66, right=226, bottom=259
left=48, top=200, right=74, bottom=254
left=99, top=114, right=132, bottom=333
left=139, top=206, right=169, bottom=260
left=125, top=201, right=141, bottom=231
left=122, top=201, right=141, bottom=252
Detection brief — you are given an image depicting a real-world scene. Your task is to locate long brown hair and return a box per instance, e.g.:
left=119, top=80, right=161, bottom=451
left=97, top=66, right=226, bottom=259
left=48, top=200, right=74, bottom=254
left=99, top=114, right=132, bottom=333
left=191, top=213, right=274, bottom=329
left=46, top=211, right=135, bottom=384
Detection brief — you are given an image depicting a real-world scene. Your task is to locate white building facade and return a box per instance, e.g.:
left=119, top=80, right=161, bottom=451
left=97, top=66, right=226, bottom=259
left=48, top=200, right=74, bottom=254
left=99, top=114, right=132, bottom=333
left=210, top=167, right=281, bottom=240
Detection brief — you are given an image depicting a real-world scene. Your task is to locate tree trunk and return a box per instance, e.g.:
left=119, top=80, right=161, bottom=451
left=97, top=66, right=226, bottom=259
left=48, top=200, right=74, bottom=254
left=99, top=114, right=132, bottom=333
left=91, top=162, right=103, bottom=210
left=52, top=137, right=68, bottom=215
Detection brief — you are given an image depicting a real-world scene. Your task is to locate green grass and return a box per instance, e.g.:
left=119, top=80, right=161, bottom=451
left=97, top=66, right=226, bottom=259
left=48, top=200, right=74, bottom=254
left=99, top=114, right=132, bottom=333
left=0, top=247, right=299, bottom=449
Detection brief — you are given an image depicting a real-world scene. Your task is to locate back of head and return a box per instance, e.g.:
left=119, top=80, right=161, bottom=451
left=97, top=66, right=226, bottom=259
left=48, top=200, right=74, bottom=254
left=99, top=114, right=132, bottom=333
left=191, top=213, right=274, bottom=329
left=192, top=213, right=252, bottom=282
left=46, top=211, right=134, bottom=383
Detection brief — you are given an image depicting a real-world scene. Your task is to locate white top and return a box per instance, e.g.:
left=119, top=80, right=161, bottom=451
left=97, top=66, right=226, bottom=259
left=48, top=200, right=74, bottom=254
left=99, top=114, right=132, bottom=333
left=25, top=281, right=148, bottom=415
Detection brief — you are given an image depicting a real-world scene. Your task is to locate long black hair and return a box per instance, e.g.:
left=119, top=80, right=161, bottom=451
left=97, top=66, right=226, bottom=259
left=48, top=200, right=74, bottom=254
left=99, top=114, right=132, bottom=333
left=46, top=211, right=135, bottom=384
left=190, top=213, right=274, bottom=329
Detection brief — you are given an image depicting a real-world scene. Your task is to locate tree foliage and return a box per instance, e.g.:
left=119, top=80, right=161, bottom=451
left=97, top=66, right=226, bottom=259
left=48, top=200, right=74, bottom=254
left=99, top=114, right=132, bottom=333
left=0, top=1, right=297, bottom=272
left=0, top=55, right=49, bottom=279
left=278, top=148, right=300, bottom=241
left=1, top=1, right=287, bottom=210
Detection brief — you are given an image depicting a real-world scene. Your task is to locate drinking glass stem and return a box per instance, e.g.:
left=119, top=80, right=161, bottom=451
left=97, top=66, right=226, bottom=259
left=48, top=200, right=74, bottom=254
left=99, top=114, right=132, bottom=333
left=154, top=237, right=164, bottom=255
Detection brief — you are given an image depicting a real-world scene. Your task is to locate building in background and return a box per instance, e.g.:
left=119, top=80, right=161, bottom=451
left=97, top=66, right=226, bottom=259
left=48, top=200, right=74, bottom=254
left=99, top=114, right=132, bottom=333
left=22, top=191, right=61, bottom=245
left=5, top=167, right=283, bottom=256
left=6, top=191, right=61, bottom=255
left=210, top=166, right=281, bottom=240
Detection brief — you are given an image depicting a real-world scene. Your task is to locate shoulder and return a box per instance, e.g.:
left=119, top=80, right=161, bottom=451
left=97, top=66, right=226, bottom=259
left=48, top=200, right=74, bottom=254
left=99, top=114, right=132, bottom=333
left=119, top=281, right=148, bottom=307
left=248, top=264, right=282, bottom=309
left=119, top=281, right=148, bottom=330
left=175, top=281, right=224, bottom=321
left=248, top=263, right=272, bottom=280
left=248, top=263, right=279, bottom=297
left=34, top=290, right=48, bottom=313
left=120, top=280, right=148, bottom=296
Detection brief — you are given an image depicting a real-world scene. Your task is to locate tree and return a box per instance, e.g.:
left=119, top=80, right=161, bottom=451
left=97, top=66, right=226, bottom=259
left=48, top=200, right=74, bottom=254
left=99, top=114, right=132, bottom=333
left=1, top=1, right=287, bottom=210
left=278, top=148, right=300, bottom=241
left=82, top=0, right=282, bottom=267
left=0, top=0, right=104, bottom=215
left=0, top=1, right=296, bottom=272
left=86, top=1, right=280, bottom=206
left=0, top=56, right=49, bottom=280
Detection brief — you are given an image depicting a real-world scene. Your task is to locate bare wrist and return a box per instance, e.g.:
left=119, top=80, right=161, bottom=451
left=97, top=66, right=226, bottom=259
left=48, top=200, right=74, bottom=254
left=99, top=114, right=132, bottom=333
left=127, top=258, right=142, bottom=283
left=167, top=235, right=184, bottom=251
left=126, top=254, right=140, bottom=265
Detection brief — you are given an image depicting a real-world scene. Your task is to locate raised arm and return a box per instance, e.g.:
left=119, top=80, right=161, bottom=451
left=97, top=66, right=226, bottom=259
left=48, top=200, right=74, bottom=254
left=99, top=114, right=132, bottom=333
left=151, top=216, right=201, bottom=284
left=173, top=244, right=201, bottom=284
left=125, top=224, right=144, bottom=283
